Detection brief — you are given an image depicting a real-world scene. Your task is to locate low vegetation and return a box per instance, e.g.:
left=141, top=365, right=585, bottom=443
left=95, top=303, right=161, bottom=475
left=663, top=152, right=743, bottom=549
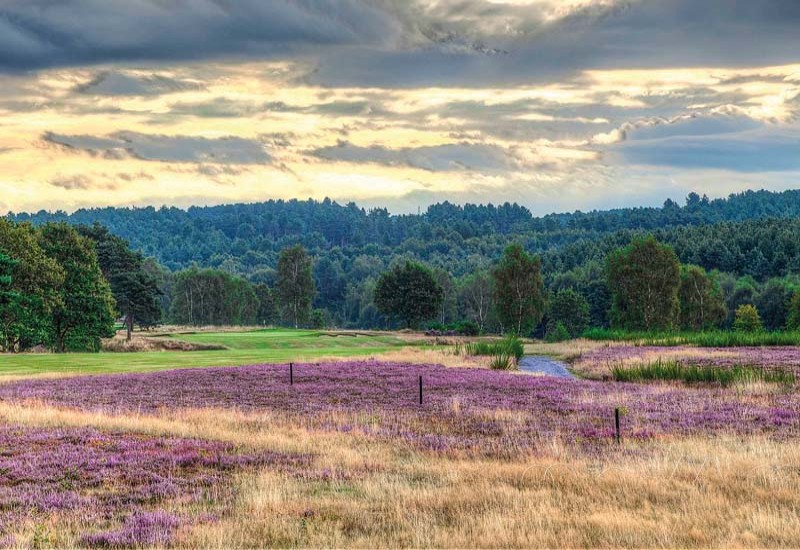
left=611, top=359, right=796, bottom=386
left=455, top=335, right=524, bottom=370
left=584, top=328, right=800, bottom=347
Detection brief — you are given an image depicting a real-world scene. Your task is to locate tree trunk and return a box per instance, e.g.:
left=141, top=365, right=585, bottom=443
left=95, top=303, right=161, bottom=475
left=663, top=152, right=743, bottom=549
left=126, top=312, right=134, bottom=341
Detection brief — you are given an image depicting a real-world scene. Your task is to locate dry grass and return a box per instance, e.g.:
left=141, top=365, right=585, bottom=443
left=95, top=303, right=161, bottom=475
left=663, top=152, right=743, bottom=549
left=2, top=399, right=800, bottom=548
left=186, top=436, right=800, bottom=548
left=101, top=333, right=228, bottom=352
left=525, top=339, right=620, bottom=363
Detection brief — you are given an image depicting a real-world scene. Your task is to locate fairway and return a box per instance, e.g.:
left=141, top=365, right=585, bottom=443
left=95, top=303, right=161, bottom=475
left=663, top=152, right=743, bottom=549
left=0, top=329, right=417, bottom=377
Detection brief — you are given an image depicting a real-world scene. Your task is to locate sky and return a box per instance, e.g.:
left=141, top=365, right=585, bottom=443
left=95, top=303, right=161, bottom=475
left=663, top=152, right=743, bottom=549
left=0, top=0, right=799, bottom=215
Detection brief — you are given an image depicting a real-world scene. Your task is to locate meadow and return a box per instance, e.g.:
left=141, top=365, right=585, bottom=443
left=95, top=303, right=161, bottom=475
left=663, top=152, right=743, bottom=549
left=1, top=329, right=800, bottom=547
left=0, top=329, right=420, bottom=377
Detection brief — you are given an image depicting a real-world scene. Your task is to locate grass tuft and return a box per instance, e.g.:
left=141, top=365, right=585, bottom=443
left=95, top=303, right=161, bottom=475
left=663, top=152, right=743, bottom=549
left=584, top=328, right=800, bottom=347
left=611, top=358, right=796, bottom=386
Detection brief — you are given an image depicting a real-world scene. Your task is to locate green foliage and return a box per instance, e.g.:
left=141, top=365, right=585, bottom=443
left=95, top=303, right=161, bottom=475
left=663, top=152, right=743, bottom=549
left=374, top=261, right=443, bottom=329
left=678, top=265, right=726, bottom=330
left=457, top=270, right=494, bottom=333
left=734, top=304, right=763, bottom=333
left=545, top=321, right=571, bottom=343
left=310, top=309, right=327, bottom=329
left=547, top=289, right=589, bottom=338
left=38, top=223, right=116, bottom=352
left=458, top=336, right=524, bottom=362
left=755, top=279, right=793, bottom=331
left=583, top=327, right=800, bottom=347
left=277, top=245, right=316, bottom=328
left=169, top=267, right=259, bottom=326
left=254, top=283, right=279, bottom=326
left=611, top=359, right=795, bottom=386
left=78, top=224, right=162, bottom=338
left=787, top=292, right=800, bottom=331
left=492, top=244, right=544, bottom=336
left=607, top=236, right=681, bottom=331
left=0, top=220, right=63, bottom=351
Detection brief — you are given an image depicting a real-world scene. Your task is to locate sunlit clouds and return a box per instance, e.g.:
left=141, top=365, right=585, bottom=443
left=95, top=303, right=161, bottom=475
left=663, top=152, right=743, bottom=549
left=0, top=0, right=798, bottom=214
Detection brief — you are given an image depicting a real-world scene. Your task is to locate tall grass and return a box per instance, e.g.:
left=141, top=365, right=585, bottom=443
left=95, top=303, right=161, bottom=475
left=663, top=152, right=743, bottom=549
left=611, top=359, right=796, bottom=386
left=584, top=328, right=800, bottom=347
left=455, top=336, right=524, bottom=370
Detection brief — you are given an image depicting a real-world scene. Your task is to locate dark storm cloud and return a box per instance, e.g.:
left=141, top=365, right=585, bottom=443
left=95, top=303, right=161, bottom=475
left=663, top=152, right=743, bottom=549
left=44, top=131, right=271, bottom=164
left=311, top=0, right=800, bottom=88
left=0, top=0, right=400, bottom=71
left=1, top=1, right=798, bottom=84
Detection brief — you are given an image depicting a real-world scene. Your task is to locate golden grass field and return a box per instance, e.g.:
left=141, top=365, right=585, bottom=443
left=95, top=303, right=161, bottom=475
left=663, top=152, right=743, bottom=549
left=1, top=399, right=799, bottom=548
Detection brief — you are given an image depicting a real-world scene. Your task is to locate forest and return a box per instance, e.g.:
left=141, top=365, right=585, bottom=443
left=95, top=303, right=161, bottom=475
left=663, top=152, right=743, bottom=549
left=4, top=189, right=800, bottom=342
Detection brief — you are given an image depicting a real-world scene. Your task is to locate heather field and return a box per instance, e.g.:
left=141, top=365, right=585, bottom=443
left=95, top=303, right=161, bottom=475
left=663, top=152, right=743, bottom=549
left=0, top=358, right=800, bottom=547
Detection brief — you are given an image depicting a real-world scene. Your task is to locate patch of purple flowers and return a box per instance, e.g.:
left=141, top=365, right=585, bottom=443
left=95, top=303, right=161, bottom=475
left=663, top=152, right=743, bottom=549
left=0, top=425, right=308, bottom=547
left=1, top=361, right=798, bottom=456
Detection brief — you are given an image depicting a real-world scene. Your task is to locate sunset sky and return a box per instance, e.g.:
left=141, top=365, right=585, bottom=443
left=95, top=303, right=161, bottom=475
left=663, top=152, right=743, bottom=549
left=1, top=0, right=799, bottom=215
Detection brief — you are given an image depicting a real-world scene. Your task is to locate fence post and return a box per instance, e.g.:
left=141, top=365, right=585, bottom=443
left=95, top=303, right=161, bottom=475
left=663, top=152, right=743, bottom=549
left=614, top=407, right=621, bottom=443
left=290, top=362, right=294, bottom=386
left=419, top=376, right=423, bottom=405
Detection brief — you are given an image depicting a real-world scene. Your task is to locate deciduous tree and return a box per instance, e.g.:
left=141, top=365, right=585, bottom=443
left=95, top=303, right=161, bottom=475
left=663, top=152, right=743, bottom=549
left=607, top=236, right=681, bottom=331
left=492, top=244, right=545, bottom=335
left=277, top=245, right=316, bottom=328
left=374, top=261, right=442, bottom=329
left=679, top=265, right=726, bottom=330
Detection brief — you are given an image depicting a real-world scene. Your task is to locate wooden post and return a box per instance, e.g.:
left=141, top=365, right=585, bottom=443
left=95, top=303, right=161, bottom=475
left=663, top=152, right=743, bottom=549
left=614, top=407, right=621, bottom=443
left=419, top=376, right=423, bottom=405
left=290, top=363, right=294, bottom=386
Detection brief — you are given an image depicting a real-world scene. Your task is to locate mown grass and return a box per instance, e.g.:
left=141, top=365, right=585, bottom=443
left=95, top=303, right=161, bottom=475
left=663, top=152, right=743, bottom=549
left=611, top=359, right=796, bottom=386
left=584, top=328, right=800, bottom=347
left=0, top=329, right=418, bottom=377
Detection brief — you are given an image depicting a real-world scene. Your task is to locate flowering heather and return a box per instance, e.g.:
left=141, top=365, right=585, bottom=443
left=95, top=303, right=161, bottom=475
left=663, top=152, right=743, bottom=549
left=2, top=361, right=799, bottom=455
left=0, top=425, right=307, bottom=547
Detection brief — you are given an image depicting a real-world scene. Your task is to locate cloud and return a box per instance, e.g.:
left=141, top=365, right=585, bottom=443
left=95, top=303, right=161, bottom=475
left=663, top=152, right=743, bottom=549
left=44, top=131, right=271, bottom=164
left=311, top=140, right=515, bottom=172
left=0, top=0, right=401, bottom=71
left=610, top=127, right=800, bottom=172
left=75, top=71, right=204, bottom=96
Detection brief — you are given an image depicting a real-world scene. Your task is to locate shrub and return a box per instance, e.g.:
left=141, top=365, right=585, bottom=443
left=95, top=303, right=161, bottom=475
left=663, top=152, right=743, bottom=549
left=734, top=304, right=762, bottom=332
left=547, top=289, right=590, bottom=337
left=455, top=320, right=481, bottom=336
left=545, top=321, right=570, bottom=343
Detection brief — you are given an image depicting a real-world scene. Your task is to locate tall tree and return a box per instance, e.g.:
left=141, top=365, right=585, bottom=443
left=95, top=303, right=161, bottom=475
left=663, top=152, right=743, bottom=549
left=374, top=261, right=443, bottom=329
left=277, top=245, right=316, bottom=328
left=678, top=265, right=726, bottom=331
left=432, top=268, right=457, bottom=325
left=755, top=279, right=794, bottom=331
left=0, top=220, right=63, bottom=351
left=607, top=236, right=681, bottom=331
left=492, top=244, right=545, bottom=335
left=458, top=270, right=494, bottom=333
left=38, top=223, right=116, bottom=352
left=78, top=224, right=162, bottom=340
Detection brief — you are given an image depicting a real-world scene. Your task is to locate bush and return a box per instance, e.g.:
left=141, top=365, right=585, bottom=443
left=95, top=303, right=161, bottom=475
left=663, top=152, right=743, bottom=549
left=455, top=320, right=481, bottom=336
left=734, top=304, right=762, bottom=332
left=545, top=321, right=570, bottom=343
